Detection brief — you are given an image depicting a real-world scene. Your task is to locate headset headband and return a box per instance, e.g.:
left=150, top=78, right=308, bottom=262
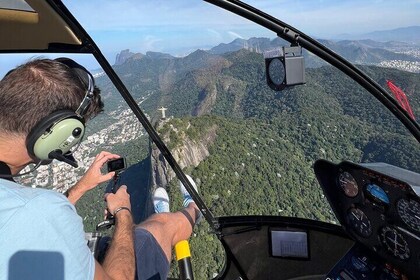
left=54, top=57, right=95, bottom=119
left=75, top=72, right=94, bottom=118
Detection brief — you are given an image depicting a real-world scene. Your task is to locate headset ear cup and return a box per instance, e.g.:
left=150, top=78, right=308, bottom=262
left=26, top=110, right=85, bottom=161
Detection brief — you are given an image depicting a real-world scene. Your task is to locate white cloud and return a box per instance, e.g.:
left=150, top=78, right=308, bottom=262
left=206, top=29, right=224, bottom=42
left=142, top=35, right=164, bottom=52
left=228, top=31, right=244, bottom=40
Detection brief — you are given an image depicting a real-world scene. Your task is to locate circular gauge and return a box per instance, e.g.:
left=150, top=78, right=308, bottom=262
left=338, top=172, right=359, bottom=197
left=397, top=198, right=420, bottom=232
left=347, top=208, right=372, bottom=238
left=366, top=183, right=390, bottom=205
left=379, top=226, right=410, bottom=260
left=268, top=58, right=285, bottom=87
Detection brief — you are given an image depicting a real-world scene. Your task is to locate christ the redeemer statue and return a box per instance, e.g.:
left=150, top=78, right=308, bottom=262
left=158, top=106, right=168, bottom=119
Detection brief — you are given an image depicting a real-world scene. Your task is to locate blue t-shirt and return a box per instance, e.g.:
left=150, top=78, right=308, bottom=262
left=0, top=179, right=95, bottom=280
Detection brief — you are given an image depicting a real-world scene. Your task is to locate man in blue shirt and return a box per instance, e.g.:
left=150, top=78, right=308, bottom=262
left=0, top=58, right=200, bottom=280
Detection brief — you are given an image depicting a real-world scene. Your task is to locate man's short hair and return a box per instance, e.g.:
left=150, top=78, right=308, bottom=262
left=0, top=58, right=103, bottom=135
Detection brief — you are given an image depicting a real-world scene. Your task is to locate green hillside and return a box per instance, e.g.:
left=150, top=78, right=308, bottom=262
left=79, top=47, right=419, bottom=279
left=155, top=49, right=419, bottom=278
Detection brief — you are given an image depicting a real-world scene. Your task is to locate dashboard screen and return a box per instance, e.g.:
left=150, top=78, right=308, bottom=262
left=271, top=229, right=309, bottom=258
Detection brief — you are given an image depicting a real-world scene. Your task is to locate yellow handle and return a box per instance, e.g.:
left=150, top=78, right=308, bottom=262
left=175, top=240, right=191, bottom=261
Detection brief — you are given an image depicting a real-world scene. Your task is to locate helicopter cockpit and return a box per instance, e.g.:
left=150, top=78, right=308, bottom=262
left=0, top=0, right=419, bottom=279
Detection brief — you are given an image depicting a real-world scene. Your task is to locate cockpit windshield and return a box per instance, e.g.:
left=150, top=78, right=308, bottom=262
left=1, top=0, right=419, bottom=278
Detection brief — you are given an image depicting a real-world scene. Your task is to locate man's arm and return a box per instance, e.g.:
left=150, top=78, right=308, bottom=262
left=94, top=185, right=135, bottom=280
left=95, top=210, right=135, bottom=279
left=66, top=151, right=119, bottom=205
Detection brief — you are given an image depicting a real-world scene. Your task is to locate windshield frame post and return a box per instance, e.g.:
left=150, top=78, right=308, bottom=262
left=45, top=0, right=219, bottom=231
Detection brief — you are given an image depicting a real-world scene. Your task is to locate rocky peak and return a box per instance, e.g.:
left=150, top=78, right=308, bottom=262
left=150, top=121, right=217, bottom=188
left=115, top=49, right=136, bottom=65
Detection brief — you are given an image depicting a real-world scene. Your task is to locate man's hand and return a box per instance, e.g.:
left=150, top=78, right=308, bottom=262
left=104, top=185, right=131, bottom=216
left=77, top=151, right=121, bottom=192
left=96, top=185, right=134, bottom=280
left=66, top=151, right=121, bottom=205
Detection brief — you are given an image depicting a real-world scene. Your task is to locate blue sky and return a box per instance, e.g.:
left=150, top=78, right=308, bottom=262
left=62, top=0, right=420, bottom=55
left=1, top=0, right=419, bottom=76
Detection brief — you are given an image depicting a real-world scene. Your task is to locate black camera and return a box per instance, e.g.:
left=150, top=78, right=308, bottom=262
left=107, top=157, right=126, bottom=173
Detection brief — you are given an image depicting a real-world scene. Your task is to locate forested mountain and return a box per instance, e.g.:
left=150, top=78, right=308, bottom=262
left=104, top=46, right=419, bottom=122
left=89, top=45, right=420, bottom=279
left=95, top=46, right=420, bottom=220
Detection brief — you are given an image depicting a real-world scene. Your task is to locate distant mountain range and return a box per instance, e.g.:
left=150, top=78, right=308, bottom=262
left=114, top=25, right=420, bottom=64
left=335, top=26, right=420, bottom=44
left=114, top=36, right=420, bottom=72
left=316, top=39, right=418, bottom=63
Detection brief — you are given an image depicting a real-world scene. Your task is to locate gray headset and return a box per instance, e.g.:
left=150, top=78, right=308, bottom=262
left=25, top=58, right=95, bottom=166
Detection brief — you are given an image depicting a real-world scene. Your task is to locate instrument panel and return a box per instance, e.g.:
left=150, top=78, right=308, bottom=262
left=314, top=160, right=420, bottom=279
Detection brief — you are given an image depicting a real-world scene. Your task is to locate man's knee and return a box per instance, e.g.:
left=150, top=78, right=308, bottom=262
left=135, top=213, right=170, bottom=232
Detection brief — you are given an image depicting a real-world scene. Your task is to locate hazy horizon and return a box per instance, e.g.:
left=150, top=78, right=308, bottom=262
left=1, top=0, right=419, bottom=77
